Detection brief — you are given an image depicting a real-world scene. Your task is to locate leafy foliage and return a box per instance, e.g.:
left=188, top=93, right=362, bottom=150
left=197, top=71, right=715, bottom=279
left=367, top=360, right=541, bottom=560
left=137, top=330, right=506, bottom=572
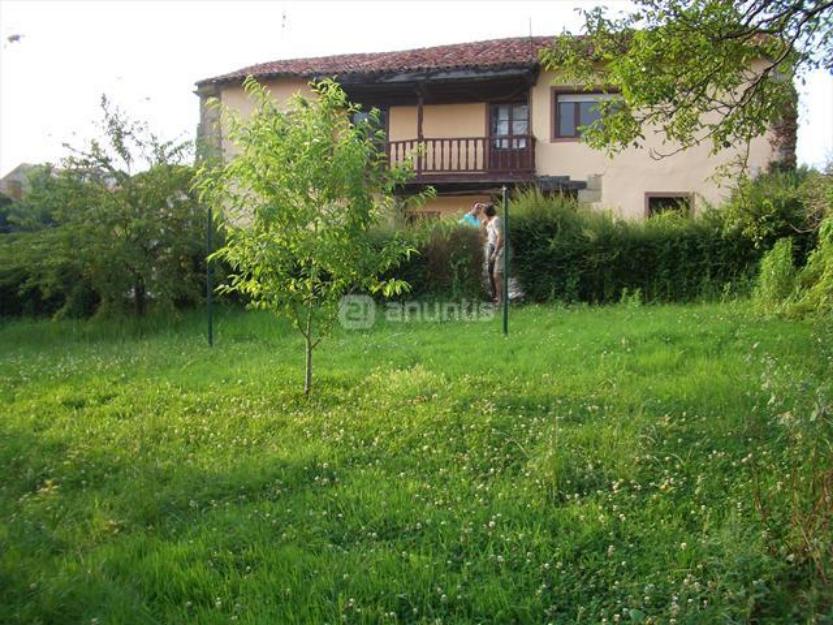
left=750, top=169, right=833, bottom=319
left=722, top=168, right=816, bottom=249
left=0, top=98, right=207, bottom=318
left=510, top=189, right=759, bottom=303
left=753, top=237, right=797, bottom=313
left=380, top=220, right=486, bottom=300
left=541, top=1, right=827, bottom=164
left=789, top=216, right=833, bottom=317
left=196, top=78, right=422, bottom=393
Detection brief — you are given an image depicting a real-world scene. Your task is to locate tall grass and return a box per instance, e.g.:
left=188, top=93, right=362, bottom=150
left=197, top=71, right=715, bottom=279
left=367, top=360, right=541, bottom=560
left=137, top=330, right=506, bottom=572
left=1, top=304, right=831, bottom=623
left=753, top=237, right=797, bottom=314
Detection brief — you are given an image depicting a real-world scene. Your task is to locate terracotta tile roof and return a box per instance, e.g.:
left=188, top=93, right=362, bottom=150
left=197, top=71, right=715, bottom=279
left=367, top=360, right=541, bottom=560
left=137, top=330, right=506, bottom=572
left=198, top=36, right=555, bottom=86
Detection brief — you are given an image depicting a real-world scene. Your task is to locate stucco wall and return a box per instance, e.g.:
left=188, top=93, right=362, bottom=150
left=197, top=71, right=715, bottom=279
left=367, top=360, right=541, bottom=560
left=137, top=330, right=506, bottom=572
left=389, top=102, right=488, bottom=170
left=210, top=71, right=781, bottom=219
left=218, top=78, right=313, bottom=156
left=421, top=103, right=486, bottom=138
left=389, top=103, right=487, bottom=140
left=530, top=70, right=778, bottom=218
left=415, top=194, right=493, bottom=217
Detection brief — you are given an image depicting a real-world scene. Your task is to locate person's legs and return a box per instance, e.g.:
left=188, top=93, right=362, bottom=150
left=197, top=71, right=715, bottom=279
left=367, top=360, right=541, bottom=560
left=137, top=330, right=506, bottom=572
left=486, top=244, right=496, bottom=301
left=492, top=248, right=505, bottom=304
left=493, top=269, right=503, bottom=305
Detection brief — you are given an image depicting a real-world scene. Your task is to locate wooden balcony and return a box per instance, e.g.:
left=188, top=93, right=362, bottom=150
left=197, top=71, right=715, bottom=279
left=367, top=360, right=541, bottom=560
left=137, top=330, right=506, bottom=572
left=387, top=135, right=535, bottom=183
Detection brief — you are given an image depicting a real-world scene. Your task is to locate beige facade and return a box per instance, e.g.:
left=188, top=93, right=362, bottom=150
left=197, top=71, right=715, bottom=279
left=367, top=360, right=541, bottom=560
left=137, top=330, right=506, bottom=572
left=203, top=68, right=784, bottom=220
left=215, top=78, right=313, bottom=157
left=389, top=103, right=487, bottom=140
left=530, top=70, right=777, bottom=218
left=411, top=194, right=492, bottom=218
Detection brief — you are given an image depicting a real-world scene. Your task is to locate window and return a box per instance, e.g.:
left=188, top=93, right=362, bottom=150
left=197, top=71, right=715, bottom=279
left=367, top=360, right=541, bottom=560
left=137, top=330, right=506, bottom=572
left=491, top=103, right=529, bottom=149
left=553, top=92, right=616, bottom=140
left=645, top=193, right=692, bottom=217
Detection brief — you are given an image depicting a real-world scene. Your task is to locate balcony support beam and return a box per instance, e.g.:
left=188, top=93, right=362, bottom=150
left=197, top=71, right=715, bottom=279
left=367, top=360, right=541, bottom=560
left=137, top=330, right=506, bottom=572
left=416, top=87, right=424, bottom=175
left=416, top=90, right=424, bottom=141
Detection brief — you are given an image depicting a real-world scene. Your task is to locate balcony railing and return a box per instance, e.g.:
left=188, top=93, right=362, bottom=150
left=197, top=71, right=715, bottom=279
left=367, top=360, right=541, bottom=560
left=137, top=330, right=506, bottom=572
left=387, top=135, right=535, bottom=181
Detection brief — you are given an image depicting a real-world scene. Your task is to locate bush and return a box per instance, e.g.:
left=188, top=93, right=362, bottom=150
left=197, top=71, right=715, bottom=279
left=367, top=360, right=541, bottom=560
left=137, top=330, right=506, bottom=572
left=0, top=165, right=209, bottom=319
left=753, top=238, right=796, bottom=314
left=723, top=169, right=809, bottom=246
left=384, top=220, right=485, bottom=300
left=750, top=171, right=833, bottom=320
left=510, top=190, right=760, bottom=304
left=789, top=217, right=833, bottom=318
left=371, top=218, right=485, bottom=301
left=722, top=168, right=823, bottom=262
left=0, top=101, right=212, bottom=320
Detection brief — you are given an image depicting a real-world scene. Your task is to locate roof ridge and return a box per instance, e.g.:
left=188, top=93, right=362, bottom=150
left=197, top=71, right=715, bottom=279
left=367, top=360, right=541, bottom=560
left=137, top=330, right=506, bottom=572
left=198, top=35, right=556, bottom=86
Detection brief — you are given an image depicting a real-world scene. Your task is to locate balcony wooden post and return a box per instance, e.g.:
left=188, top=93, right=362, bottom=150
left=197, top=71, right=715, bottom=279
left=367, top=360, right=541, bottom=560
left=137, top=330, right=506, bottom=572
left=416, top=88, right=424, bottom=176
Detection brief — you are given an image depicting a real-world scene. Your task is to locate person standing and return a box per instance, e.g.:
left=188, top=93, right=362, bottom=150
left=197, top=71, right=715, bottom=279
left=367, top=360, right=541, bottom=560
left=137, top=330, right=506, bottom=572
left=483, top=203, right=505, bottom=304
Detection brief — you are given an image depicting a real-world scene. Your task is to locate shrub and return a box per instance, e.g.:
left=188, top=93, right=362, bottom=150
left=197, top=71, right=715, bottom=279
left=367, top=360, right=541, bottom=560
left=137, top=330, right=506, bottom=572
left=799, top=168, right=833, bottom=232
left=384, top=220, right=485, bottom=300
left=722, top=169, right=810, bottom=247
left=788, top=217, right=833, bottom=318
left=753, top=237, right=796, bottom=314
left=510, top=190, right=760, bottom=304
left=751, top=171, right=833, bottom=320
left=722, top=168, right=824, bottom=263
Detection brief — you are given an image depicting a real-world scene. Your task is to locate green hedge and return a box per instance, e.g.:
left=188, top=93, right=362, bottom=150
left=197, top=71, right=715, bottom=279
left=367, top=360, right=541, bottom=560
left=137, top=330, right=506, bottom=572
left=509, top=191, right=761, bottom=304
left=382, top=221, right=485, bottom=300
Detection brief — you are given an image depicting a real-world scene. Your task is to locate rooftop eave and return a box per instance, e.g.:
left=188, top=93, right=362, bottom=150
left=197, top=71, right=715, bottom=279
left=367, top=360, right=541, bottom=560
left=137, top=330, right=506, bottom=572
left=338, top=65, right=538, bottom=85
left=197, top=63, right=540, bottom=90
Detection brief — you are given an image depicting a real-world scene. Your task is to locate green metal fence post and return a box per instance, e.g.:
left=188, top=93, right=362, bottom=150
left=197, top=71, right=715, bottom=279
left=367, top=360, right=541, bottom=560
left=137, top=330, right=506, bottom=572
left=502, top=185, right=509, bottom=336
left=206, top=207, right=214, bottom=347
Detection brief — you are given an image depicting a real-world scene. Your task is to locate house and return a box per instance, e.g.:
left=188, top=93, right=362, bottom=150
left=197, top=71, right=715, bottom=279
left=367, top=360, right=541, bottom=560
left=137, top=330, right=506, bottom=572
left=0, top=163, right=40, bottom=201
left=195, top=36, right=794, bottom=219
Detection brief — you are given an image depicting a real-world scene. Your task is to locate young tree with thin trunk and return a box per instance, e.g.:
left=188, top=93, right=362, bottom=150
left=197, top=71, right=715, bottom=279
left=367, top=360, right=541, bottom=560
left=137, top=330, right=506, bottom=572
left=196, top=78, right=421, bottom=395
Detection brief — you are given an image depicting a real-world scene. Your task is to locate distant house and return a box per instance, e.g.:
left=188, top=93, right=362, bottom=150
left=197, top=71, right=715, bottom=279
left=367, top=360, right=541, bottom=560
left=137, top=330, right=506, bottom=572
left=195, top=36, right=794, bottom=219
left=0, top=163, right=40, bottom=201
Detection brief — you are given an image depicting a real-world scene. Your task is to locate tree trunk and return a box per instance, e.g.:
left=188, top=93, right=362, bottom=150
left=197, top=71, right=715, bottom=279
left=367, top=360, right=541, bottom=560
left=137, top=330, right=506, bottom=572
left=134, top=278, right=146, bottom=317
left=303, top=304, right=313, bottom=396
left=304, top=335, right=313, bottom=396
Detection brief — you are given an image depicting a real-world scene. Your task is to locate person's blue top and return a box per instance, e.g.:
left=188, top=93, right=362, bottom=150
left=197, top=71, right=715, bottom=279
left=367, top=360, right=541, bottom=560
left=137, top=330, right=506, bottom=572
left=460, top=213, right=480, bottom=227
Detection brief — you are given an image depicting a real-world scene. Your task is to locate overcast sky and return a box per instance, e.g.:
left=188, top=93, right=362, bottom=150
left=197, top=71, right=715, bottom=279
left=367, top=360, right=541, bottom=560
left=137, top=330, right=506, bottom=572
left=1, top=0, right=831, bottom=177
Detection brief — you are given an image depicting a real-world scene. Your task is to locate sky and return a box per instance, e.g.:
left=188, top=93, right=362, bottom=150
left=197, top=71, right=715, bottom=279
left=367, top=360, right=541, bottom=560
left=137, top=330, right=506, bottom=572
left=0, top=0, right=831, bottom=178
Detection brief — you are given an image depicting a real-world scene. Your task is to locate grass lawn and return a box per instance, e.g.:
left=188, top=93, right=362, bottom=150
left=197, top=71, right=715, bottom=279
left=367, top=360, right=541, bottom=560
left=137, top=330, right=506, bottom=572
left=1, top=303, right=831, bottom=624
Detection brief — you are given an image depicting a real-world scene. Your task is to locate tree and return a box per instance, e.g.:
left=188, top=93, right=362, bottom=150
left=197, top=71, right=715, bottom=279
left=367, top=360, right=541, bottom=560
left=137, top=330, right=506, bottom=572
left=541, top=1, right=831, bottom=165
left=196, top=78, right=424, bottom=395
left=0, top=98, right=208, bottom=317
left=0, top=193, right=12, bottom=234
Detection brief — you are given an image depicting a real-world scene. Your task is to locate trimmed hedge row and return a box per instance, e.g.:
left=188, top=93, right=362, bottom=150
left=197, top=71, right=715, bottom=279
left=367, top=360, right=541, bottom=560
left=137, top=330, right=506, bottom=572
left=508, top=193, right=763, bottom=304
